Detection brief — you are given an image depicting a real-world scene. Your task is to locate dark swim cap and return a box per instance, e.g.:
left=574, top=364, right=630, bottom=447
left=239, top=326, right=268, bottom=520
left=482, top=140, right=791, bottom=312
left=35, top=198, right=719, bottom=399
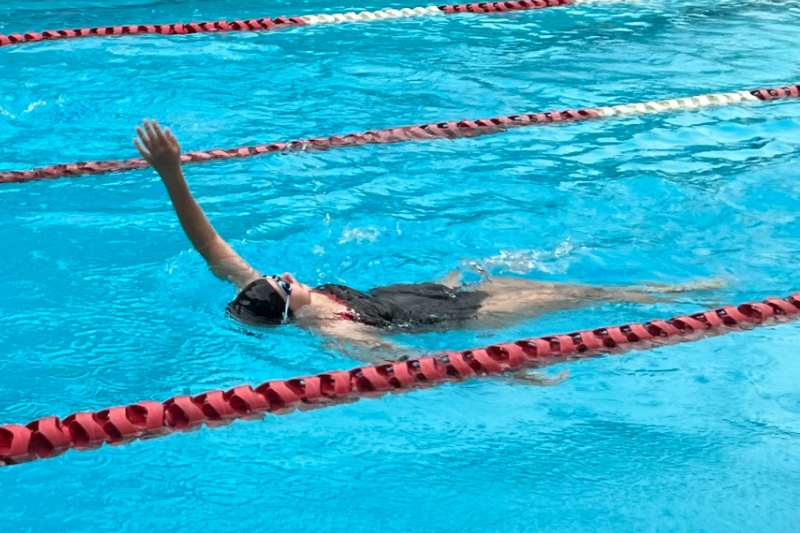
left=227, top=278, right=293, bottom=326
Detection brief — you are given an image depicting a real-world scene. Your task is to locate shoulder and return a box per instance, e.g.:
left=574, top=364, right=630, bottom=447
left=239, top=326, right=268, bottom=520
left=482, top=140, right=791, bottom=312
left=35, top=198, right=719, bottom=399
left=316, top=283, right=371, bottom=300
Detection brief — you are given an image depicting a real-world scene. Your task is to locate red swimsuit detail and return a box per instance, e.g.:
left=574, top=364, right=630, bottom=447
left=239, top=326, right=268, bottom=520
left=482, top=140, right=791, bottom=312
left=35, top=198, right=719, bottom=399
left=312, top=289, right=360, bottom=323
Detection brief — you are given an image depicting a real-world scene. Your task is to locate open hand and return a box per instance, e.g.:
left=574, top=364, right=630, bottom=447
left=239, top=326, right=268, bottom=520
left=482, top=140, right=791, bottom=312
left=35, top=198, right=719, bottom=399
left=134, top=119, right=182, bottom=174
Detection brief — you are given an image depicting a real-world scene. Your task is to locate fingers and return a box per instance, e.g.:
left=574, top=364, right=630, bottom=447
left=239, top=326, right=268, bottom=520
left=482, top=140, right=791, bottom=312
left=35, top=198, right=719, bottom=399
left=136, top=122, right=157, bottom=153
left=135, top=125, right=148, bottom=146
left=133, top=138, right=150, bottom=161
left=136, top=119, right=180, bottom=162
left=136, top=119, right=173, bottom=146
left=164, top=127, right=181, bottom=151
left=134, top=129, right=154, bottom=163
left=152, top=120, right=169, bottom=145
left=144, top=119, right=158, bottom=144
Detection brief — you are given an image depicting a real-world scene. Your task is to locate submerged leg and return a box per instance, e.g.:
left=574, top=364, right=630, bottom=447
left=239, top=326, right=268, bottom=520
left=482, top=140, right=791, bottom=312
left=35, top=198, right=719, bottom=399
left=474, top=276, right=724, bottom=324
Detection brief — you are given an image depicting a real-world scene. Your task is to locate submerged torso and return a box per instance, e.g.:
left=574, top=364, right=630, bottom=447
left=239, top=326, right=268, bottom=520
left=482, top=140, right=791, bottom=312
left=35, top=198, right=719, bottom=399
left=314, top=282, right=488, bottom=331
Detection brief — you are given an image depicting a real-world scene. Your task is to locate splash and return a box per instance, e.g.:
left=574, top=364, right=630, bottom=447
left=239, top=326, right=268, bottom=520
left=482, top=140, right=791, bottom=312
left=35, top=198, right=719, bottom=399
left=469, top=240, right=576, bottom=275
left=23, top=100, right=46, bottom=114
left=339, top=226, right=383, bottom=244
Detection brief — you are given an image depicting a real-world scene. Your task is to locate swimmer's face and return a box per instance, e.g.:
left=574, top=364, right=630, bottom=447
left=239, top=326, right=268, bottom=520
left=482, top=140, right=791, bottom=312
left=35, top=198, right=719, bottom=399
left=267, top=272, right=313, bottom=313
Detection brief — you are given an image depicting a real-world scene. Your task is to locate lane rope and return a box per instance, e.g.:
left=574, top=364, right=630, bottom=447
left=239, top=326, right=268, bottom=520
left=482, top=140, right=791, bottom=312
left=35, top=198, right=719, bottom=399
left=0, top=0, right=625, bottom=49
left=1, top=291, right=798, bottom=467
left=1, top=83, right=798, bottom=185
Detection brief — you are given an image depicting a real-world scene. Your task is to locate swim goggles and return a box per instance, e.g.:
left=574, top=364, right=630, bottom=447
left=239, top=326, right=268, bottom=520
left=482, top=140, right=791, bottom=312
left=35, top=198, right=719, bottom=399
left=271, top=275, right=292, bottom=323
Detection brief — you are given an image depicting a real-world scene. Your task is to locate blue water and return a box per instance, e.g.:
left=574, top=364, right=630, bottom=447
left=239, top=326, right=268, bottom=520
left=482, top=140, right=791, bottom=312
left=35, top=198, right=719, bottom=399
left=2, top=0, right=800, bottom=530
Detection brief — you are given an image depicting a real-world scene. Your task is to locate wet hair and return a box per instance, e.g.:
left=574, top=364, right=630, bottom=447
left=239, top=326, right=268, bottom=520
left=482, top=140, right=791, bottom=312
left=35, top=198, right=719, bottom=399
left=227, top=278, right=293, bottom=326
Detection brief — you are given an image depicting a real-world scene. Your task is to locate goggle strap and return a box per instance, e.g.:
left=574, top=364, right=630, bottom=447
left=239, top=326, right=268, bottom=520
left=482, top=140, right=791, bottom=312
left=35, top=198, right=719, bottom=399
left=282, top=293, right=291, bottom=323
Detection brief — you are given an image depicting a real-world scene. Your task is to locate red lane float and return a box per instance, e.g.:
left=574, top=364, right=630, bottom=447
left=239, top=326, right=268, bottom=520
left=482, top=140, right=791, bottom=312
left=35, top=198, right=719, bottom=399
left=0, top=1, right=570, bottom=49
left=2, top=83, right=799, bottom=185
left=0, top=17, right=307, bottom=49
left=2, top=292, right=799, bottom=467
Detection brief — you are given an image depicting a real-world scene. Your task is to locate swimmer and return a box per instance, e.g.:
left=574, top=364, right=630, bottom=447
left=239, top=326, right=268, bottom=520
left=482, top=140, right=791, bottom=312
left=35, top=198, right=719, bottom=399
left=134, top=120, right=721, bottom=363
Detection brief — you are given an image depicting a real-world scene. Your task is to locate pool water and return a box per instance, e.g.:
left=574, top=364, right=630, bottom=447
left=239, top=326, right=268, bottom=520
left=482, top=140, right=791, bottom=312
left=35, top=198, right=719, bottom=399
left=2, top=0, right=800, bottom=530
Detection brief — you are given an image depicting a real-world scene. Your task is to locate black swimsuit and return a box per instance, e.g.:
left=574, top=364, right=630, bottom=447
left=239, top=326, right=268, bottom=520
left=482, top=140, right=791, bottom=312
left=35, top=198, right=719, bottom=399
left=314, top=282, right=488, bottom=330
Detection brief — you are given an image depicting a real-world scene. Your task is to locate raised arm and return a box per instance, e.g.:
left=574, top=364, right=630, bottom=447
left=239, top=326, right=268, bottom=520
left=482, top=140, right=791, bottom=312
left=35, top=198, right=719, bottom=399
left=134, top=120, right=260, bottom=289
